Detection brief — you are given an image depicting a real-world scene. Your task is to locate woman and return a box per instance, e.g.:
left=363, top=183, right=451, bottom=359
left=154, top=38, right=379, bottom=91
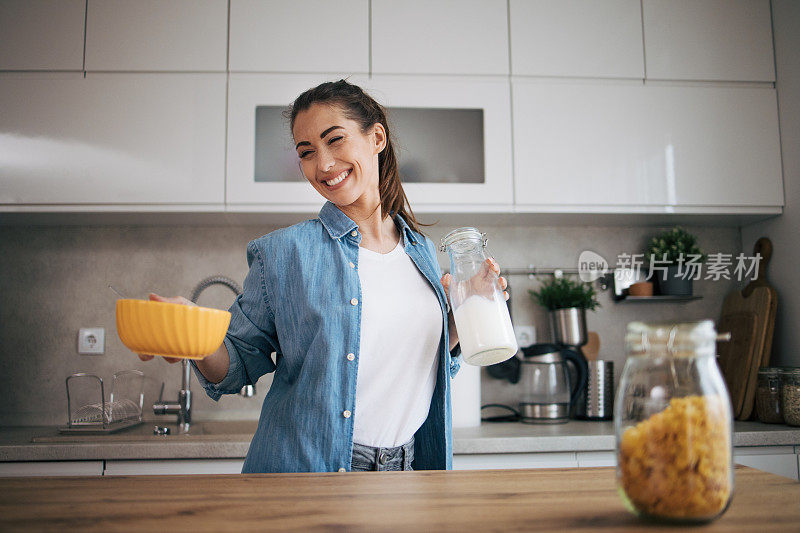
left=140, top=79, right=507, bottom=473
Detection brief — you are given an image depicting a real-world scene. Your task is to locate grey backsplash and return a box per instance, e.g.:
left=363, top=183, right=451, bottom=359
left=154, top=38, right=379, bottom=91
left=0, top=221, right=742, bottom=426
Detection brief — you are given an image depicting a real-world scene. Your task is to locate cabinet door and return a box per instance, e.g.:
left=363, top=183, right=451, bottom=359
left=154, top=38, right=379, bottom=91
left=372, top=0, right=509, bottom=75
left=513, top=80, right=783, bottom=210
left=513, top=80, right=668, bottom=207
left=85, top=0, right=227, bottom=72
left=0, top=461, right=104, bottom=477
left=229, top=0, right=369, bottom=73
left=734, top=446, right=799, bottom=481
left=0, top=0, right=85, bottom=71
left=652, top=85, right=782, bottom=207
left=362, top=76, right=513, bottom=208
left=453, top=452, right=578, bottom=470
left=643, top=0, right=775, bottom=82
left=0, top=73, right=226, bottom=205
left=104, top=459, right=245, bottom=476
left=227, top=73, right=364, bottom=208
left=510, top=0, right=644, bottom=79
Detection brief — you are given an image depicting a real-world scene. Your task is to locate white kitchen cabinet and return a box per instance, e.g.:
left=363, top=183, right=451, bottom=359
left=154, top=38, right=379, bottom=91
left=513, top=80, right=783, bottom=211
left=576, top=451, right=616, bottom=468
left=0, top=72, right=226, bottom=205
left=371, top=0, right=509, bottom=76
left=226, top=74, right=513, bottom=209
left=734, top=446, right=799, bottom=481
left=509, top=0, right=644, bottom=79
left=643, top=0, right=775, bottom=82
left=360, top=76, right=513, bottom=208
left=103, top=459, right=245, bottom=476
left=85, top=0, right=227, bottom=72
left=0, top=0, right=85, bottom=71
left=229, top=0, right=369, bottom=74
left=513, top=79, right=667, bottom=208
left=226, top=73, right=361, bottom=209
left=453, top=452, right=578, bottom=470
left=650, top=84, right=782, bottom=207
left=0, top=461, right=104, bottom=477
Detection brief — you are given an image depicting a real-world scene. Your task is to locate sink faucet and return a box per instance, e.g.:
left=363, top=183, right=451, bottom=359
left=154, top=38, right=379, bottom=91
left=152, top=275, right=247, bottom=433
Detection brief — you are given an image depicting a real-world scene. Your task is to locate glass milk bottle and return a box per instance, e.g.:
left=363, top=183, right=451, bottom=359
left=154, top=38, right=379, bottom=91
left=440, top=228, right=518, bottom=366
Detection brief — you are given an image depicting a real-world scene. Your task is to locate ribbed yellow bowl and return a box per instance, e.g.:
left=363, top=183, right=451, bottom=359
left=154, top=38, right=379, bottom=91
left=116, top=299, right=231, bottom=359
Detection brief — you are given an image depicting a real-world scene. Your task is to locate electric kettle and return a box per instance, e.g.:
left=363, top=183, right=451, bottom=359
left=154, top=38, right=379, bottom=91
left=519, top=343, right=588, bottom=424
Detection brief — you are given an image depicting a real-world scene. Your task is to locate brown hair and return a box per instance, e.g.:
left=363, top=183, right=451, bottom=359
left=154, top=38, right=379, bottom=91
left=286, top=79, right=425, bottom=234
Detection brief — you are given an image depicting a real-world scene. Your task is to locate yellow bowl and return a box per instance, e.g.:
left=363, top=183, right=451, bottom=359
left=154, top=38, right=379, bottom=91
left=115, top=299, right=231, bottom=359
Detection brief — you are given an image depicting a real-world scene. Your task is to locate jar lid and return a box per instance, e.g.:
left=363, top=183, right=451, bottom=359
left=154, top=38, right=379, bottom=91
left=780, top=367, right=800, bottom=375
left=758, top=367, right=783, bottom=376
left=625, top=320, right=717, bottom=358
left=440, top=227, right=486, bottom=252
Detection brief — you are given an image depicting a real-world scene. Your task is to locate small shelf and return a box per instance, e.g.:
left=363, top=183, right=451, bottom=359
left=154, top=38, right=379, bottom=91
left=616, top=295, right=703, bottom=303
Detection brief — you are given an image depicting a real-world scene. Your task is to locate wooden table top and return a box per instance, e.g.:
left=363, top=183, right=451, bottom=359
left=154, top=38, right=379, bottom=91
left=1, top=466, right=798, bottom=532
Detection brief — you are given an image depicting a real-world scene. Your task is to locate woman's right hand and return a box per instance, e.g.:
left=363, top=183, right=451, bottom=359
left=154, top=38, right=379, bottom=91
left=137, top=293, right=196, bottom=364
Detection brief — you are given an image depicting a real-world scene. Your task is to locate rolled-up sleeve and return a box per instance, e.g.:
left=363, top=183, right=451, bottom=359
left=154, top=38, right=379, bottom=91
left=192, top=241, right=279, bottom=400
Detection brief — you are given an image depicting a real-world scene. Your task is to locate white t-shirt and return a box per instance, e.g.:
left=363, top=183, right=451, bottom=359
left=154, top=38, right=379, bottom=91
left=352, top=239, right=442, bottom=448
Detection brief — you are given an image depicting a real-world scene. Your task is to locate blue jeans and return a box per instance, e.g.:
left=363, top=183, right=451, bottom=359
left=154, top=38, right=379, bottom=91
left=350, top=437, right=414, bottom=471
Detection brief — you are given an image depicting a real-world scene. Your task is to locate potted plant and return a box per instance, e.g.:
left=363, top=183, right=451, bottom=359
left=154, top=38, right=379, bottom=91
left=529, top=276, right=600, bottom=346
left=644, top=227, right=706, bottom=296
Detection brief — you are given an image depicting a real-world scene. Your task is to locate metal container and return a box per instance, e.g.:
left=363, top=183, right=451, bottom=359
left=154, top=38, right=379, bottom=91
left=550, top=307, right=588, bottom=347
left=582, top=360, right=614, bottom=420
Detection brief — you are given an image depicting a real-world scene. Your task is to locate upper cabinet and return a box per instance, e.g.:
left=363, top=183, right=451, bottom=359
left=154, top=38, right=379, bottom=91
left=371, top=0, right=509, bottom=75
left=0, top=72, right=226, bottom=205
left=513, top=80, right=782, bottom=210
left=510, top=0, right=644, bottom=79
left=643, top=0, right=775, bottom=82
left=0, top=0, right=85, bottom=71
left=229, top=0, right=369, bottom=73
left=226, top=74, right=513, bottom=209
left=85, top=0, right=228, bottom=72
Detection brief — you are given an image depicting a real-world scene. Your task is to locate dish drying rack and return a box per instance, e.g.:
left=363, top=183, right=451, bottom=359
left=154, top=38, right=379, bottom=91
left=60, top=370, right=144, bottom=434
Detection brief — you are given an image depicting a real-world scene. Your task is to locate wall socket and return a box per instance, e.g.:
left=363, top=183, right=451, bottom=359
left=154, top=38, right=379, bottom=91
left=514, top=325, right=536, bottom=349
left=78, top=327, right=105, bottom=355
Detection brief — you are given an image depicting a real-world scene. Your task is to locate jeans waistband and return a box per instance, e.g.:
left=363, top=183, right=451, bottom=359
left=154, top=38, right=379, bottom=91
left=350, top=436, right=414, bottom=471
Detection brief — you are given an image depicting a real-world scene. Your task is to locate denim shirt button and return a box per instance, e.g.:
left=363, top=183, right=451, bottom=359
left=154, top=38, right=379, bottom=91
left=351, top=230, right=358, bottom=237
left=338, top=467, right=347, bottom=472
left=343, top=410, right=351, bottom=418
left=349, top=261, right=355, bottom=269
left=378, top=452, right=388, bottom=465
left=346, top=353, right=355, bottom=361
left=350, top=298, right=358, bottom=306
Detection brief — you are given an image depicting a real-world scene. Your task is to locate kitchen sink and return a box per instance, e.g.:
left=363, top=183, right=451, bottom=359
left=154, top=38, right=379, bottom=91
left=31, top=420, right=259, bottom=443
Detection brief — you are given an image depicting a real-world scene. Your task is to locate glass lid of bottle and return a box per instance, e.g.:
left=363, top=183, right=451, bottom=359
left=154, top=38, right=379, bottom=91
left=440, top=227, right=486, bottom=252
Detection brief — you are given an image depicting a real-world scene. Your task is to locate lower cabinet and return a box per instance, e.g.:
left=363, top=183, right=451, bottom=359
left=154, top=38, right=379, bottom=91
left=103, top=459, right=245, bottom=476
left=0, top=461, right=104, bottom=477
left=734, top=446, right=800, bottom=481
left=453, top=446, right=800, bottom=480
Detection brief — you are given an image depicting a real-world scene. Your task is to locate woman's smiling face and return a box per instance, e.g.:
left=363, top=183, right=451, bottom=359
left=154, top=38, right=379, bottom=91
left=293, top=103, right=386, bottom=208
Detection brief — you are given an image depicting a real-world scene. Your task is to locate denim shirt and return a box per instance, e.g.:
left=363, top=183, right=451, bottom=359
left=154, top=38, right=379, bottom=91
left=192, top=201, right=461, bottom=473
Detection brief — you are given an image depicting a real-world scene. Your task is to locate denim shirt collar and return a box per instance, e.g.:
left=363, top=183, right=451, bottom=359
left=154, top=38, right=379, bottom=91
left=318, top=201, right=418, bottom=246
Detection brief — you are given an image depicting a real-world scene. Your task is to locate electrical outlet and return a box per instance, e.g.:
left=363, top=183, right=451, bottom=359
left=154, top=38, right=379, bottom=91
left=514, top=325, right=536, bottom=349
left=78, top=327, right=105, bottom=354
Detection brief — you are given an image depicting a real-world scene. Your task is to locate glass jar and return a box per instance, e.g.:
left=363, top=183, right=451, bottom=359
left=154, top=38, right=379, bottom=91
left=756, top=367, right=784, bottom=424
left=615, top=321, right=733, bottom=524
left=440, top=227, right=517, bottom=366
left=781, top=368, right=800, bottom=426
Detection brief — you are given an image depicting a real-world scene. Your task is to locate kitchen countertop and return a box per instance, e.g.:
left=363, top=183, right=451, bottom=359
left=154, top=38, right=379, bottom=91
left=1, top=420, right=799, bottom=462
left=1, top=466, right=798, bottom=531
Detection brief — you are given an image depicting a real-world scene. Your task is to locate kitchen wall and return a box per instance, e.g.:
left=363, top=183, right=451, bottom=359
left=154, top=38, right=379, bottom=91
left=0, top=222, right=740, bottom=426
left=742, top=0, right=800, bottom=369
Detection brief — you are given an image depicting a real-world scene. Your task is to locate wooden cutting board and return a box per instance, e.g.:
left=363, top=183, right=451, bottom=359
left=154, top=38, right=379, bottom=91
left=717, top=238, right=778, bottom=420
